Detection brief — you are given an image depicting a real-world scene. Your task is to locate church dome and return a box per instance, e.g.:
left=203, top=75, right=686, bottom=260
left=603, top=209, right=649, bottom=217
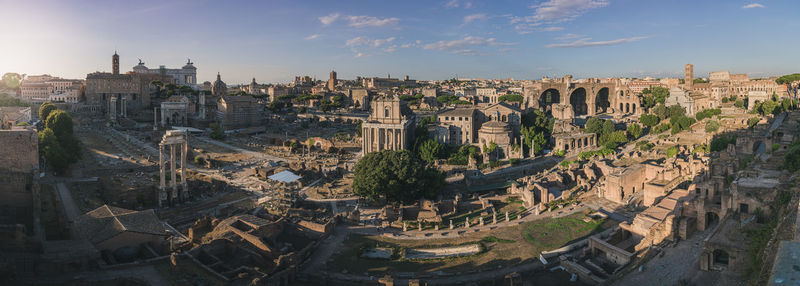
left=479, top=120, right=510, bottom=134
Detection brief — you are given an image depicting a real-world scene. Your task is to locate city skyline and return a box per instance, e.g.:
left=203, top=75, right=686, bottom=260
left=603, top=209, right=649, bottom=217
left=1, top=0, right=798, bottom=84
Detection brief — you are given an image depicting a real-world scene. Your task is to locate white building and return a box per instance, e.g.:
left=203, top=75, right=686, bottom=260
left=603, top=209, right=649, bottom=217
left=132, top=59, right=197, bottom=87
left=19, top=75, right=83, bottom=102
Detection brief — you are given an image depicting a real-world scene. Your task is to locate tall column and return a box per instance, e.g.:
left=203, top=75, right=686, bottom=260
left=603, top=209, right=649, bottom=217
left=158, top=144, right=166, bottom=207
left=181, top=137, right=188, bottom=201
left=170, top=144, right=177, bottom=203
left=153, top=107, right=158, bottom=130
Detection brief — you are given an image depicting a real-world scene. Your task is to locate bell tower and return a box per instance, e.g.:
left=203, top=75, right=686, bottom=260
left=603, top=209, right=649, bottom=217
left=112, top=51, right=120, bottom=75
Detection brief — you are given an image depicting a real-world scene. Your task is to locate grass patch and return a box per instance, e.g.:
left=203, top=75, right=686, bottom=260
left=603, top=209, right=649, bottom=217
left=523, top=215, right=606, bottom=250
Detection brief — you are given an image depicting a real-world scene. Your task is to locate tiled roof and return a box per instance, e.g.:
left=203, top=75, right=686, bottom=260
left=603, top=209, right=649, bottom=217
left=74, top=205, right=168, bottom=245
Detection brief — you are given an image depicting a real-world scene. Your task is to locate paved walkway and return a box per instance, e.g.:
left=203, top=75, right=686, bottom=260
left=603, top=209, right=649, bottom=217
left=194, top=136, right=286, bottom=162
left=614, top=229, right=710, bottom=286
left=55, top=182, right=81, bottom=222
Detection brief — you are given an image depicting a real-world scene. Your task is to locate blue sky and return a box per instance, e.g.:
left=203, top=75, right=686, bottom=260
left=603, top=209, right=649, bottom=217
left=1, top=0, right=798, bottom=84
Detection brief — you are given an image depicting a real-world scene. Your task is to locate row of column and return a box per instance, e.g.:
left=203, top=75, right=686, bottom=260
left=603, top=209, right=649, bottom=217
left=108, top=95, right=128, bottom=121
left=363, top=126, right=405, bottom=154
left=158, top=139, right=189, bottom=207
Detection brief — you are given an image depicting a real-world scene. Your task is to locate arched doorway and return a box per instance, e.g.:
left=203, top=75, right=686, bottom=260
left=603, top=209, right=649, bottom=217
left=569, top=88, right=588, bottom=116
left=713, top=249, right=729, bottom=267
left=706, top=212, right=720, bottom=228
left=595, top=87, right=610, bottom=113
left=753, top=141, right=766, bottom=155
left=540, top=89, right=560, bottom=111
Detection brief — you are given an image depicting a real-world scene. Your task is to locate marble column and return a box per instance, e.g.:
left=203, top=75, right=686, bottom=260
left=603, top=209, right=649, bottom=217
left=181, top=137, right=188, bottom=201
left=170, top=144, right=177, bottom=203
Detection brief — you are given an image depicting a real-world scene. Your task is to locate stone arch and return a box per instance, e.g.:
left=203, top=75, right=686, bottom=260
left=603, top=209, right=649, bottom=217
left=569, top=88, right=588, bottom=116
left=705, top=212, right=720, bottom=228
left=595, top=87, right=610, bottom=114
left=540, top=89, right=561, bottom=111
left=713, top=249, right=729, bottom=266
left=625, top=103, right=630, bottom=113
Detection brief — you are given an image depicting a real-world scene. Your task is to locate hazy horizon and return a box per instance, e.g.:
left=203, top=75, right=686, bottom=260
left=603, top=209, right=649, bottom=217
left=2, top=0, right=798, bottom=84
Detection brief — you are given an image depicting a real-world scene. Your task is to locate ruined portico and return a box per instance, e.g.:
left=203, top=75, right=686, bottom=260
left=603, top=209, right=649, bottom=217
left=158, top=130, right=189, bottom=206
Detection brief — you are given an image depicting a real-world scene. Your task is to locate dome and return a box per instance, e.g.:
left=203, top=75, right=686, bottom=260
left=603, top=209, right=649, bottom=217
left=479, top=120, right=510, bottom=134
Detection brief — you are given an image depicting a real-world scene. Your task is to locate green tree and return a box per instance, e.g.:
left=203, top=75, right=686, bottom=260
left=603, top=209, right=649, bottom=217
left=497, top=94, right=523, bottom=103
left=640, top=86, right=669, bottom=109
left=747, top=117, right=760, bottom=128
left=705, top=120, right=720, bottom=133
left=38, top=128, right=70, bottom=173
left=2, top=73, right=22, bottom=89
left=39, top=102, right=57, bottom=122
left=668, top=105, right=686, bottom=118
left=418, top=139, right=445, bottom=164
left=602, top=120, right=616, bottom=135
left=652, top=104, right=669, bottom=120
left=352, top=150, right=445, bottom=203
left=626, top=123, right=642, bottom=139
left=639, top=114, right=660, bottom=127
left=666, top=146, right=679, bottom=158
left=585, top=117, right=604, bottom=134
left=45, top=110, right=74, bottom=139
left=599, top=130, right=628, bottom=149
left=734, top=99, right=746, bottom=109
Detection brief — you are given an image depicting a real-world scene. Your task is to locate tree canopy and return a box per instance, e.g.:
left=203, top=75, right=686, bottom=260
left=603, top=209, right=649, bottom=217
left=39, top=102, right=57, bottom=122
left=498, top=94, right=523, bottom=103
left=640, top=86, right=669, bottom=109
left=352, top=150, right=445, bottom=203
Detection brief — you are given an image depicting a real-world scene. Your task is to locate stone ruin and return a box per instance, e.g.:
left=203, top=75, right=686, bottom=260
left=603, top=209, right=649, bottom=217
left=158, top=130, right=189, bottom=207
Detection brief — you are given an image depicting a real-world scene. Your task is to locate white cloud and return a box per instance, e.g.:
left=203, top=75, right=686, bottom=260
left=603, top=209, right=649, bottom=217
left=304, top=34, right=320, bottom=40
left=445, top=0, right=460, bottom=8
left=463, top=13, right=487, bottom=24
left=555, top=33, right=582, bottom=40
left=346, top=15, right=399, bottom=27
left=354, top=53, right=369, bottom=58
left=742, top=3, right=764, bottom=9
left=531, top=0, right=609, bottom=23
left=445, top=0, right=472, bottom=9
left=345, top=36, right=396, bottom=48
left=546, top=36, right=647, bottom=48
left=319, top=13, right=340, bottom=26
left=423, top=36, right=515, bottom=55
left=538, top=26, right=564, bottom=32
left=383, top=45, right=398, bottom=53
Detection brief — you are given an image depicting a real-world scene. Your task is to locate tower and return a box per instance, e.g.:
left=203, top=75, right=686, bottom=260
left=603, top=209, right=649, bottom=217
left=685, top=64, right=693, bottom=90
left=328, top=70, right=337, bottom=91
left=112, top=51, right=120, bottom=75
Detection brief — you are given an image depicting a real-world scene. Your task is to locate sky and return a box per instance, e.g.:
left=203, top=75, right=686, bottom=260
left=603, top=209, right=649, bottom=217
left=1, top=0, right=798, bottom=84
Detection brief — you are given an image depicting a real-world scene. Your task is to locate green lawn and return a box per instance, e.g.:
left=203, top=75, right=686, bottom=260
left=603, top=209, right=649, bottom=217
left=328, top=211, right=616, bottom=275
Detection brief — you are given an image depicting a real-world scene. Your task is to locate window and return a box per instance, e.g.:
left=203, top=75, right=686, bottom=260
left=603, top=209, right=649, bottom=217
left=384, top=107, right=390, bottom=118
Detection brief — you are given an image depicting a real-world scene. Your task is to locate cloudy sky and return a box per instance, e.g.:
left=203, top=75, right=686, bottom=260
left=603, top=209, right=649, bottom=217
left=0, top=0, right=797, bottom=84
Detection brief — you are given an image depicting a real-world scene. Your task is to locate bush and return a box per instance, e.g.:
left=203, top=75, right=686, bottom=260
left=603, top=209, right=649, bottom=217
left=772, top=143, right=781, bottom=152
left=652, top=123, right=671, bottom=134
left=710, top=135, right=737, bottom=152
left=552, top=149, right=565, bottom=157
left=639, top=114, right=660, bottom=127
left=209, top=123, right=224, bottom=139
left=509, top=158, right=520, bottom=165
left=626, top=123, right=642, bottom=139
left=636, top=141, right=654, bottom=151
left=578, top=147, right=615, bottom=160
left=734, top=99, right=746, bottom=109
left=666, top=146, right=679, bottom=158
left=705, top=120, right=720, bottom=133
left=748, top=117, right=760, bottom=128
left=695, top=108, right=721, bottom=121
left=194, top=155, right=206, bottom=165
